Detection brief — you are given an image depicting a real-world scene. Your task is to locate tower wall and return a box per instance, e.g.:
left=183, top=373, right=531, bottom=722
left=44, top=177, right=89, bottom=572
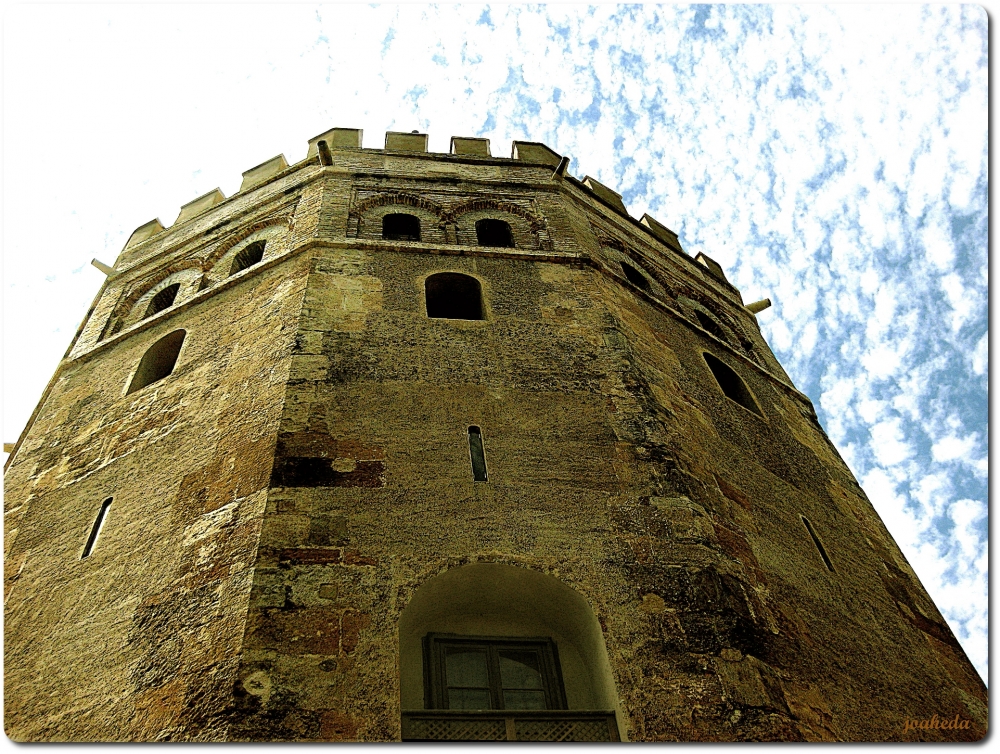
left=4, top=131, right=987, bottom=742
left=4, top=200, right=312, bottom=741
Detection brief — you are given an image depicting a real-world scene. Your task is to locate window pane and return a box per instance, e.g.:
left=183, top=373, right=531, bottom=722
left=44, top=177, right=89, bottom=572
left=446, top=648, right=489, bottom=687
left=448, top=689, right=492, bottom=710
left=502, top=689, right=547, bottom=710
left=498, top=650, right=543, bottom=689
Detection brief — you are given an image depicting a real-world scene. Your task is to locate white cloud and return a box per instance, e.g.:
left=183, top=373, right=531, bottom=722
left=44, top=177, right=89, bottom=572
left=863, top=468, right=920, bottom=552
left=921, top=215, right=957, bottom=272
left=869, top=418, right=915, bottom=467
left=931, top=433, right=979, bottom=464
left=970, top=332, right=987, bottom=376
left=939, top=273, right=977, bottom=333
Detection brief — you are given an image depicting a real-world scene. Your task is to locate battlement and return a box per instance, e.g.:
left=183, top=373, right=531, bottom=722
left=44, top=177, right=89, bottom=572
left=120, top=127, right=684, bottom=265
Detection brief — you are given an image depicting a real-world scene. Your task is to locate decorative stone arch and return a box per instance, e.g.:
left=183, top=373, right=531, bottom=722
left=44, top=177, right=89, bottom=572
left=398, top=561, right=624, bottom=738
left=677, top=293, right=757, bottom=359
left=595, top=233, right=672, bottom=299
left=102, top=261, right=204, bottom=339
left=594, top=233, right=628, bottom=255
left=450, top=197, right=544, bottom=231
left=449, top=198, right=548, bottom=250
left=350, top=192, right=450, bottom=245
left=353, top=191, right=448, bottom=221
left=202, top=215, right=293, bottom=272
left=204, top=221, right=290, bottom=285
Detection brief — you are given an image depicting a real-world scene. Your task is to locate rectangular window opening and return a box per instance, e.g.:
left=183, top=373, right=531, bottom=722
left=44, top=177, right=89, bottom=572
left=424, top=634, right=566, bottom=711
left=468, top=426, right=488, bottom=482
left=82, top=497, right=113, bottom=559
left=801, top=516, right=834, bottom=572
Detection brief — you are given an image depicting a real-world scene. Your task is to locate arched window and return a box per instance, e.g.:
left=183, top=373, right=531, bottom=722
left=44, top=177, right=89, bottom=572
left=695, top=310, right=726, bottom=340
left=230, top=240, right=266, bottom=276
left=425, top=273, right=484, bottom=321
left=476, top=219, right=514, bottom=248
left=127, top=330, right=186, bottom=395
left=144, top=283, right=180, bottom=319
left=702, top=352, right=761, bottom=417
left=383, top=213, right=421, bottom=241
left=399, top=563, right=622, bottom=741
left=619, top=261, right=650, bottom=291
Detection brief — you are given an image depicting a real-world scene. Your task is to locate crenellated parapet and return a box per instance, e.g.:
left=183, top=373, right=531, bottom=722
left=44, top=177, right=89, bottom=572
left=115, top=128, right=685, bottom=268
left=76, top=127, right=770, bottom=387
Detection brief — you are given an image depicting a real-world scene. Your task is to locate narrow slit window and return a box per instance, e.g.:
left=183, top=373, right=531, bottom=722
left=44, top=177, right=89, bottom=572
left=702, top=352, right=762, bottom=417
left=468, top=426, right=488, bottom=482
left=127, top=329, right=186, bottom=394
left=425, top=273, right=484, bottom=320
left=801, top=516, right=834, bottom=571
left=620, top=261, right=651, bottom=291
left=475, top=219, right=514, bottom=248
left=383, top=213, right=421, bottom=241
left=144, top=283, right=180, bottom=319
left=82, top=497, right=113, bottom=559
left=230, top=240, right=266, bottom=276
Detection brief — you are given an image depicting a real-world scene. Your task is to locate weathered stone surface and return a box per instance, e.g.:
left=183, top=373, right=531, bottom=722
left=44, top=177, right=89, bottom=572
left=3, top=131, right=986, bottom=742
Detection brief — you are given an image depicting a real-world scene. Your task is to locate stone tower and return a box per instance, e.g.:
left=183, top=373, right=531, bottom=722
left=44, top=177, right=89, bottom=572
left=3, top=128, right=986, bottom=742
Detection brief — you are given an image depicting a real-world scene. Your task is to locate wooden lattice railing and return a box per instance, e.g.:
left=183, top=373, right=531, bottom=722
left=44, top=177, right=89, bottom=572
left=401, top=710, right=620, bottom=742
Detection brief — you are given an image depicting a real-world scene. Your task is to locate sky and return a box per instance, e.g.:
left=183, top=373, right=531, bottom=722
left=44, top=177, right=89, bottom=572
left=2, top=3, right=989, bottom=687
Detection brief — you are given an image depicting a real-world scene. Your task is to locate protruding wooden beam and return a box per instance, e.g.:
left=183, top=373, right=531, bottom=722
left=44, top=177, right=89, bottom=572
left=746, top=298, right=772, bottom=315
left=317, top=140, right=333, bottom=166
left=551, top=156, right=570, bottom=181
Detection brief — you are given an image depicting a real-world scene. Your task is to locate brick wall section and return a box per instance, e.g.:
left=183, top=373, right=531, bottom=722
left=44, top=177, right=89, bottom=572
left=287, top=179, right=326, bottom=249
left=317, top=175, right=354, bottom=240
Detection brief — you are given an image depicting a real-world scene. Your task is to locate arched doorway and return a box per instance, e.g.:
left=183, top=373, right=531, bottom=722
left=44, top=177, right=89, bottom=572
left=398, top=562, right=624, bottom=741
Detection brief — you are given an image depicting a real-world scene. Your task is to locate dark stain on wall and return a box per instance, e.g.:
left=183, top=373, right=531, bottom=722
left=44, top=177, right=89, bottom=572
left=269, top=431, right=385, bottom=488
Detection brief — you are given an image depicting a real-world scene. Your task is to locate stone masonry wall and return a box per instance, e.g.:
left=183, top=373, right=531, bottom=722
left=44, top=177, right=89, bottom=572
left=3, top=254, right=309, bottom=741
left=228, top=162, right=985, bottom=741
left=591, top=272, right=986, bottom=741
